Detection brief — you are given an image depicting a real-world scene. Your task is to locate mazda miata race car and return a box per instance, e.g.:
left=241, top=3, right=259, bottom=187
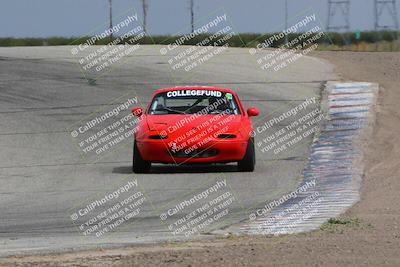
left=131, top=87, right=259, bottom=173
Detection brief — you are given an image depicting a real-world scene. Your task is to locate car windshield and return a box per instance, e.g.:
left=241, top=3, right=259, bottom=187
left=148, top=90, right=241, bottom=115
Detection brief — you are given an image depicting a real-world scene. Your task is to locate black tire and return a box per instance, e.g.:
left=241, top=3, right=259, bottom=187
left=132, top=141, right=151, bottom=173
left=238, top=138, right=255, bottom=172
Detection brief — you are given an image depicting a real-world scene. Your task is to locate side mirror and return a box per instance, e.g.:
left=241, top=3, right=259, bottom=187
left=247, top=107, right=259, bottom=117
left=132, top=107, right=143, bottom=117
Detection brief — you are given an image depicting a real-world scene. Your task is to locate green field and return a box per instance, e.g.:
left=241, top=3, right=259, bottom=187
left=1, top=31, right=399, bottom=52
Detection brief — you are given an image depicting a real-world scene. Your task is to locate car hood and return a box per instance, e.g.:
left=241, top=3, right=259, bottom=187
left=145, top=114, right=242, bottom=137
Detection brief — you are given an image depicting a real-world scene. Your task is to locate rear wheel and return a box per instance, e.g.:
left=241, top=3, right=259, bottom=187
left=238, top=138, right=255, bottom=172
left=132, top=141, right=151, bottom=173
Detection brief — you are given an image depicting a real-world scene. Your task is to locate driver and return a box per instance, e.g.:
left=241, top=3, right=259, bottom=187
left=209, top=97, right=230, bottom=113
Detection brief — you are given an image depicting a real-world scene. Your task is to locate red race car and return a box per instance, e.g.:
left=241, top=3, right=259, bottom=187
left=131, top=86, right=259, bottom=173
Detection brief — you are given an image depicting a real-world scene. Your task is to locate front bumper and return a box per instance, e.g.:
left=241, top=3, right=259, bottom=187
left=136, top=139, right=248, bottom=164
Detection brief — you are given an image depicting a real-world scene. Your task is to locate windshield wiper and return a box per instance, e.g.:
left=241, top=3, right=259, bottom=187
left=163, top=107, right=186, bottom=114
left=209, top=109, right=233, bottom=115
left=184, top=98, right=203, bottom=113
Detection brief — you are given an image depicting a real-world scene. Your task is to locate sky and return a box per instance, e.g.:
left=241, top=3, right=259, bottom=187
left=0, top=0, right=398, bottom=37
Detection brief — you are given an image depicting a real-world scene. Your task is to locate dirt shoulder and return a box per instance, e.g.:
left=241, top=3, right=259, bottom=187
left=1, top=51, right=399, bottom=267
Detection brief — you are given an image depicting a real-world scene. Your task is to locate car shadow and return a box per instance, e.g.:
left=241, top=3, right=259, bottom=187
left=112, top=166, right=133, bottom=174
left=112, top=164, right=238, bottom=174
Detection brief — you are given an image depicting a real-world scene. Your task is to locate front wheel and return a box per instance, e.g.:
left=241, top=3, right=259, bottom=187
left=132, top=141, right=151, bottom=173
left=238, top=138, right=255, bottom=172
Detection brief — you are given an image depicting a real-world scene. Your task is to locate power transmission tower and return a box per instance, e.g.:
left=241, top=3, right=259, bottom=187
left=374, top=0, right=399, bottom=30
left=141, top=0, right=148, bottom=33
left=327, top=0, right=350, bottom=32
left=189, top=0, right=195, bottom=33
left=109, top=0, right=113, bottom=41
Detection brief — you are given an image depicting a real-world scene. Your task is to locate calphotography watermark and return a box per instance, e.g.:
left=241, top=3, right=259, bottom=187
left=160, top=11, right=237, bottom=77
left=253, top=97, right=325, bottom=155
left=68, top=95, right=142, bottom=162
left=70, top=179, right=146, bottom=238
left=159, top=179, right=235, bottom=237
left=249, top=12, right=327, bottom=73
left=165, top=110, right=236, bottom=159
left=70, top=10, right=146, bottom=79
left=246, top=179, right=325, bottom=236
left=258, top=191, right=324, bottom=235
left=248, top=179, right=317, bottom=221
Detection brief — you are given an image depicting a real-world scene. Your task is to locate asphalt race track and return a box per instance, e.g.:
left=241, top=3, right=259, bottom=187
left=0, top=46, right=337, bottom=256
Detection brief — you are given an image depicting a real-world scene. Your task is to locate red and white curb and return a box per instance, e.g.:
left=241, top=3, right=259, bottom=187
left=219, top=82, right=378, bottom=235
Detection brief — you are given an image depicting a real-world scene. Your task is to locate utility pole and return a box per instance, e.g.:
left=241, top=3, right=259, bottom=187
left=109, top=0, right=113, bottom=41
left=285, top=0, right=288, bottom=45
left=327, top=0, right=350, bottom=32
left=189, top=0, right=195, bottom=33
left=141, top=0, right=148, bottom=34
